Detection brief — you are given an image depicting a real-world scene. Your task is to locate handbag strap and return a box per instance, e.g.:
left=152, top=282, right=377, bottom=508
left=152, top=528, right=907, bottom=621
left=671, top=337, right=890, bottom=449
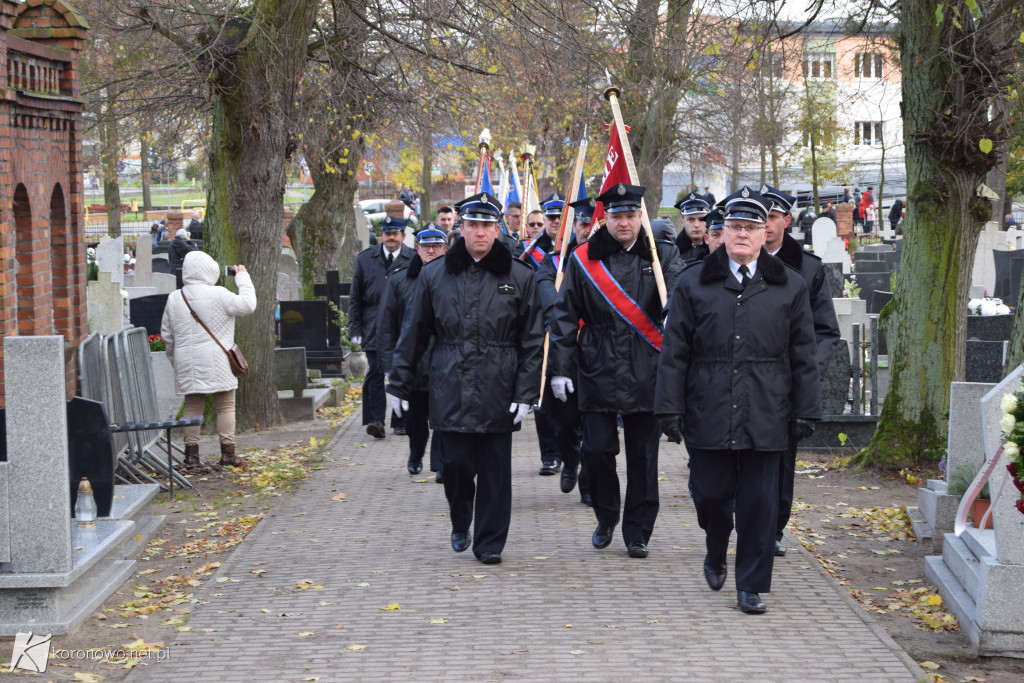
left=180, top=289, right=231, bottom=355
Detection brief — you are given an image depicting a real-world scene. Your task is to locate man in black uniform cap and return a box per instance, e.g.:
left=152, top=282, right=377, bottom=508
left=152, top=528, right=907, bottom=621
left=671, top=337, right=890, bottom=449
left=378, top=226, right=449, bottom=477
left=525, top=196, right=566, bottom=475
left=760, top=183, right=841, bottom=556
left=674, top=191, right=711, bottom=261
left=349, top=216, right=416, bottom=438
left=535, top=195, right=595, bottom=503
left=548, top=183, right=683, bottom=558
left=656, top=186, right=821, bottom=614
left=389, top=192, right=544, bottom=565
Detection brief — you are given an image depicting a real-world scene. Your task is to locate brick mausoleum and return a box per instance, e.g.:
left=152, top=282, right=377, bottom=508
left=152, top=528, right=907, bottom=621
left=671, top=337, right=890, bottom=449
left=0, top=0, right=88, bottom=407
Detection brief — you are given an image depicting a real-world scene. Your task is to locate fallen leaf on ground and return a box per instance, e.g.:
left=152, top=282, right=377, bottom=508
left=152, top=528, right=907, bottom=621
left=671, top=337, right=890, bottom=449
left=381, top=602, right=401, bottom=611
left=919, top=661, right=940, bottom=670
left=348, top=644, right=367, bottom=651
left=430, top=618, right=448, bottom=624
left=331, top=492, right=346, bottom=501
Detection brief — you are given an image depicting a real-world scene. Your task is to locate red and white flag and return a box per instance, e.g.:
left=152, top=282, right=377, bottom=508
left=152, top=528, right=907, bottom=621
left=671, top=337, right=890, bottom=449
left=590, top=123, right=632, bottom=231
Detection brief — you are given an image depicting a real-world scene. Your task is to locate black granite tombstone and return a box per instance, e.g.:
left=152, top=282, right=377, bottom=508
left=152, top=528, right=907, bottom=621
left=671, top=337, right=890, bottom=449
left=67, top=397, right=115, bottom=517
left=275, top=347, right=308, bottom=398
left=854, top=260, right=889, bottom=273
left=869, top=290, right=893, bottom=315
left=967, top=314, right=1014, bottom=342
left=152, top=258, right=171, bottom=274
left=821, top=262, right=844, bottom=299
left=856, top=273, right=892, bottom=309
left=992, top=250, right=1014, bottom=300
left=129, top=294, right=170, bottom=337
left=312, top=271, right=351, bottom=348
left=822, top=341, right=851, bottom=415
left=279, top=301, right=329, bottom=350
left=965, top=340, right=1007, bottom=383
left=853, top=251, right=882, bottom=263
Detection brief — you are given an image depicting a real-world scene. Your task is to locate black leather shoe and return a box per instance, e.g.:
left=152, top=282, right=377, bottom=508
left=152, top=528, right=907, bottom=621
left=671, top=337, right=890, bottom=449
left=560, top=467, right=578, bottom=493
left=703, top=552, right=727, bottom=591
left=366, top=422, right=385, bottom=439
left=738, top=591, right=767, bottom=614
left=407, top=460, right=422, bottom=475
left=774, top=540, right=786, bottom=556
left=581, top=492, right=593, bottom=507
left=539, top=461, right=559, bottom=476
left=592, top=524, right=614, bottom=549
left=627, top=541, right=649, bottom=558
left=394, top=427, right=406, bottom=435
left=479, top=552, right=502, bottom=565
left=451, top=532, right=469, bottom=553
left=435, top=473, right=444, bottom=484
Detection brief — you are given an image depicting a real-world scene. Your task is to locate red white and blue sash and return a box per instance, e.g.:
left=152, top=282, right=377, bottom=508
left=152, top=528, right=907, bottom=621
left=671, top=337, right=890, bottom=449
left=572, top=243, right=663, bottom=351
left=523, top=243, right=546, bottom=267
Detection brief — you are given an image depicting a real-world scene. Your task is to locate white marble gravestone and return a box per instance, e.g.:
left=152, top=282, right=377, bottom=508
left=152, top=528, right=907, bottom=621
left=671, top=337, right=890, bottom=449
left=812, top=217, right=852, bottom=274
left=926, top=365, right=1024, bottom=655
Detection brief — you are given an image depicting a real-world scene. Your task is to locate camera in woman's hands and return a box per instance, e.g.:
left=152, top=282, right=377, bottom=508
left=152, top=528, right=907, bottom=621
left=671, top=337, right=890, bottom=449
left=225, top=266, right=236, bottom=277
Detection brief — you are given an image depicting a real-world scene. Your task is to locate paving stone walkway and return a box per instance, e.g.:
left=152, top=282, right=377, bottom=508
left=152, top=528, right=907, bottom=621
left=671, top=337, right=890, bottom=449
left=131, top=411, right=926, bottom=682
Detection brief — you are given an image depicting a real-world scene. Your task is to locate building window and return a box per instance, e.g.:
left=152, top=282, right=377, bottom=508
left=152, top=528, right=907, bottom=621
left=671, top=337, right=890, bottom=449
left=855, top=53, right=884, bottom=79
left=802, top=53, right=834, bottom=79
left=854, top=121, right=884, bottom=147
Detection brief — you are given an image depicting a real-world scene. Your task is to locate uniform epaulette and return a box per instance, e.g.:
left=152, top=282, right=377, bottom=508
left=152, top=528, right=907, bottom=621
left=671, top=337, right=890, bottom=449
left=800, top=248, right=823, bottom=262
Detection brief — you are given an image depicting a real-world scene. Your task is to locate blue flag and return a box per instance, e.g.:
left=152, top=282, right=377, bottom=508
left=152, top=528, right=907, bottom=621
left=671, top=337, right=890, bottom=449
left=479, top=160, right=494, bottom=197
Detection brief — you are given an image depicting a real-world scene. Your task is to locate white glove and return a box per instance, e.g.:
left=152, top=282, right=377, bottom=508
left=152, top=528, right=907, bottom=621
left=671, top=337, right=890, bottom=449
left=391, top=396, right=409, bottom=418
left=551, top=376, right=574, bottom=403
left=509, top=402, right=530, bottom=425
left=351, top=336, right=362, bottom=346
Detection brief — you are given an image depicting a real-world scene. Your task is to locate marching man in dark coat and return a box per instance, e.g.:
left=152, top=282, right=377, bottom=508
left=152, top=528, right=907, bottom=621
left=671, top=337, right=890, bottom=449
left=349, top=216, right=416, bottom=438
left=548, top=183, right=683, bottom=558
left=760, top=184, right=841, bottom=556
left=388, top=192, right=544, bottom=565
left=674, top=191, right=711, bottom=262
left=535, top=196, right=598, bottom=504
left=377, top=227, right=449, bottom=478
left=655, top=187, right=821, bottom=614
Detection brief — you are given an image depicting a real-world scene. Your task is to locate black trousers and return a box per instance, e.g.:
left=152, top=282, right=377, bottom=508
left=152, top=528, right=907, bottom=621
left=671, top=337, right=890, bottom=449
left=776, top=439, right=798, bottom=540
left=688, top=448, right=781, bottom=593
left=582, top=412, right=659, bottom=546
left=534, top=379, right=561, bottom=465
left=437, top=431, right=512, bottom=557
left=547, top=380, right=587, bottom=492
left=362, top=350, right=386, bottom=426
left=407, top=391, right=430, bottom=465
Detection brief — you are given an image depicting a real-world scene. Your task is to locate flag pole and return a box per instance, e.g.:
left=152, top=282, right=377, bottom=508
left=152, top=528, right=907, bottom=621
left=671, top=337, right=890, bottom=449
left=520, top=144, right=536, bottom=239
left=603, top=74, right=668, bottom=307
left=473, top=128, right=491, bottom=194
left=554, top=129, right=587, bottom=284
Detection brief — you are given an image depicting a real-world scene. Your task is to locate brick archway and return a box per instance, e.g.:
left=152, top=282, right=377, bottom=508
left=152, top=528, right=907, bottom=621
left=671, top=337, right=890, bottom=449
left=12, top=183, right=52, bottom=335
left=50, top=183, right=71, bottom=338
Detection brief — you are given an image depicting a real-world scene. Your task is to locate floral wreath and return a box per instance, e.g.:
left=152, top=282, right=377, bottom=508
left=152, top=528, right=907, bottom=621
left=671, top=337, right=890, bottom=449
left=998, top=389, right=1024, bottom=515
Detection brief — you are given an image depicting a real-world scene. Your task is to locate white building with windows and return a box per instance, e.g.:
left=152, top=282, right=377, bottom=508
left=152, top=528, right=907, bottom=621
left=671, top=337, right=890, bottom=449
left=663, top=21, right=905, bottom=213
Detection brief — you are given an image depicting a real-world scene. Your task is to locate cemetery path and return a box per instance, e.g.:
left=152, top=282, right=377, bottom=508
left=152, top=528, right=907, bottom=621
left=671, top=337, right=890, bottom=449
left=128, top=411, right=927, bottom=682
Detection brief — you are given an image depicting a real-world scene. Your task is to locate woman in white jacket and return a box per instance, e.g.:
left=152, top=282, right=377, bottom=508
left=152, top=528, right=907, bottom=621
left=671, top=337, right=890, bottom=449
left=161, top=250, right=257, bottom=469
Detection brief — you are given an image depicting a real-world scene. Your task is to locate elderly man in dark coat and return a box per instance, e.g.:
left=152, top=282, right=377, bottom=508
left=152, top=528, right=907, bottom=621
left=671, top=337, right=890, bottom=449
left=349, top=216, right=416, bottom=438
left=548, top=183, right=683, bottom=559
left=388, top=192, right=544, bottom=565
left=655, top=187, right=821, bottom=615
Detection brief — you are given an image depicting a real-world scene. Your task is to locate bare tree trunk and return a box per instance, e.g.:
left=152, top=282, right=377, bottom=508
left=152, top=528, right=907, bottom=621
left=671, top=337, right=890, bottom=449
left=288, top=160, right=362, bottom=298
left=856, top=0, right=1015, bottom=470
left=203, top=0, right=319, bottom=431
left=100, top=117, right=121, bottom=237
left=140, top=137, right=153, bottom=211
left=420, top=134, right=433, bottom=220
